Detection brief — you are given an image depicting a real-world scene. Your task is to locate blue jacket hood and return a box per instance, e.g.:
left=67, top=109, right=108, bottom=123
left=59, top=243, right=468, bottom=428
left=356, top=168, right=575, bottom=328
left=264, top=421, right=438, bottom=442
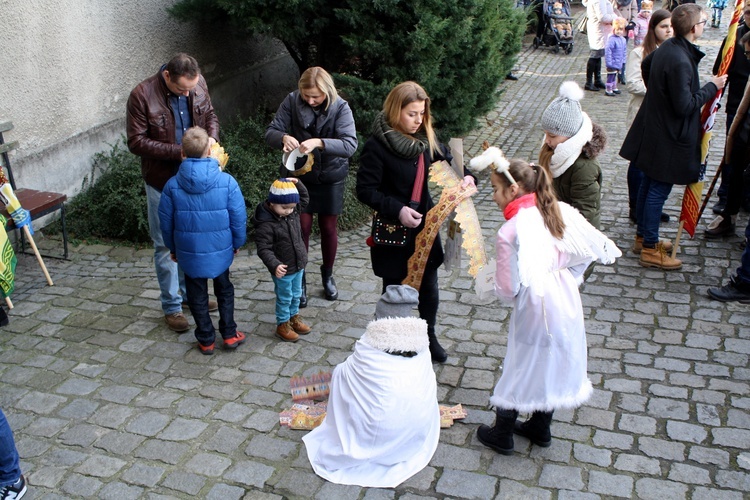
left=176, top=157, right=221, bottom=195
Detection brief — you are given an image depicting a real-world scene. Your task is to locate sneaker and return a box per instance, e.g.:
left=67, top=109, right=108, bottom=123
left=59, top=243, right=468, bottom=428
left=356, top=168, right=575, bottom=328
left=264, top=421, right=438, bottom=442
left=639, top=243, right=682, bottom=270
left=712, top=200, right=727, bottom=215
left=275, top=322, right=299, bottom=342
left=632, top=235, right=673, bottom=255
left=182, top=300, right=219, bottom=312
left=289, top=315, right=311, bottom=335
left=165, top=312, right=189, bottom=332
left=613, top=88, right=621, bottom=94
left=708, top=276, right=750, bottom=304
left=223, top=331, right=246, bottom=350
left=605, top=91, right=615, bottom=96
left=705, top=215, right=736, bottom=239
left=1, top=475, right=27, bottom=500
left=197, top=342, right=215, bottom=355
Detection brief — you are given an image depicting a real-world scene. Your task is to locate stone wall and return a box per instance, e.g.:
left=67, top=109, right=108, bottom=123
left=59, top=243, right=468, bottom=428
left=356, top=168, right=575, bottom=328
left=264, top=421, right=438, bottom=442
left=0, top=0, right=297, bottom=199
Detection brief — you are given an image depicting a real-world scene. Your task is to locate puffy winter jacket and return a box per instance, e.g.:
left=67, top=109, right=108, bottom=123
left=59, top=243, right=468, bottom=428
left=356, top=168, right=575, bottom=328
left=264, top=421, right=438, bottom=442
left=252, top=181, right=309, bottom=275
left=159, top=157, right=247, bottom=279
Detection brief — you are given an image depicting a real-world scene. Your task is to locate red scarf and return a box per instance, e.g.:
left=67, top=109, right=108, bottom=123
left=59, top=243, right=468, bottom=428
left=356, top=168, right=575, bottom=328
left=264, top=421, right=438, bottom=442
left=503, top=193, right=536, bottom=220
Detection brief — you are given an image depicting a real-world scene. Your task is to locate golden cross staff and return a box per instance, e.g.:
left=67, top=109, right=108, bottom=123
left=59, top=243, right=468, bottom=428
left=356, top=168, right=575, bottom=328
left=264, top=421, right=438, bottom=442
left=0, top=172, right=54, bottom=286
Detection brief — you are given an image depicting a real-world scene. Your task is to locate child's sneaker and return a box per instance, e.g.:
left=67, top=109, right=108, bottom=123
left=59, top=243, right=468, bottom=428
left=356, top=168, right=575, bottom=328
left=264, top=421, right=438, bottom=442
left=289, top=315, right=311, bottom=335
left=223, top=331, right=246, bottom=350
left=275, top=322, right=299, bottom=342
left=1, top=475, right=27, bottom=500
left=613, top=88, right=621, bottom=94
left=605, top=90, right=615, bottom=96
left=198, top=342, right=215, bottom=355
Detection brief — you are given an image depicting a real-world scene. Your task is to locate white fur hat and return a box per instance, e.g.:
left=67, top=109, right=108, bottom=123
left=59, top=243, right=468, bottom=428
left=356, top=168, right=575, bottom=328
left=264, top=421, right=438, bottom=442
left=361, top=317, right=429, bottom=354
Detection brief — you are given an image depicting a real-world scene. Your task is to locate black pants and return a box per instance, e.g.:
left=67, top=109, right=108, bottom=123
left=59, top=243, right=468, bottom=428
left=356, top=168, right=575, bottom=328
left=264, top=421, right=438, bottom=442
left=185, top=268, right=236, bottom=345
left=382, top=265, right=439, bottom=334
left=721, top=143, right=750, bottom=218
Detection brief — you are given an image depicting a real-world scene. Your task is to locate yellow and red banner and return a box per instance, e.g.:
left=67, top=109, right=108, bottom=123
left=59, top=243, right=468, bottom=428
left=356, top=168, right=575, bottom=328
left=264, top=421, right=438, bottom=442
left=679, top=0, right=743, bottom=237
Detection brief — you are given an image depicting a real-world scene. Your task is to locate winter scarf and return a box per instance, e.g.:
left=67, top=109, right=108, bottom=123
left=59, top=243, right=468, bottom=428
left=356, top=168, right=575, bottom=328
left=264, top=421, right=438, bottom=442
left=504, top=193, right=537, bottom=220
left=372, top=111, right=428, bottom=159
left=542, top=113, right=594, bottom=178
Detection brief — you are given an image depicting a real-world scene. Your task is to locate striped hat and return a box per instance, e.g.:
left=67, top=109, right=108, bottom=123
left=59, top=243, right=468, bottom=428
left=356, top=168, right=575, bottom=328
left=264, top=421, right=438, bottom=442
left=268, top=178, right=299, bottom=204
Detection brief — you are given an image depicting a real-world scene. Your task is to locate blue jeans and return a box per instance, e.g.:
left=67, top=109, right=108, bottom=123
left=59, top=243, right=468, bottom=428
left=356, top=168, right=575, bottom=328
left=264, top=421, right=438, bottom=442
left=0, top=409, right=20, bottom=487
left=627, top=163, right=644, bottom=215
left=146, top=184, right=185, bottom=315
left=738, top=218, right=750, bottom=285
left=636, top=176, right=673, bottom=247
left=185, top=269, right=236, bottom=346
left=273, top=270, right=303, bottom=324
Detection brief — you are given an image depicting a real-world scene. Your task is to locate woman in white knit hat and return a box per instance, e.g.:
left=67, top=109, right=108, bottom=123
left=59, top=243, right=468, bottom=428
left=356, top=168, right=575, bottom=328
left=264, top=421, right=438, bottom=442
left=538, top=81, right=607, bottom=230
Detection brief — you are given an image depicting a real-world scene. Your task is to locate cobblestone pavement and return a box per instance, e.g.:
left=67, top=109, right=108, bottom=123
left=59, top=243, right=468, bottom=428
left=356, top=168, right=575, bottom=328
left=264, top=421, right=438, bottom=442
left=3, top=5, right=750, bottom=499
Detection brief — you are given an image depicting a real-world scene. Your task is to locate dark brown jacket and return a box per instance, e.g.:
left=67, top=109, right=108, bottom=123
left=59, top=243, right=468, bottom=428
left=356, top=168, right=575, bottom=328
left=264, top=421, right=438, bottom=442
left=126, top=70, right=219, bottom=190
left=252, top=182, right=310, bottom=276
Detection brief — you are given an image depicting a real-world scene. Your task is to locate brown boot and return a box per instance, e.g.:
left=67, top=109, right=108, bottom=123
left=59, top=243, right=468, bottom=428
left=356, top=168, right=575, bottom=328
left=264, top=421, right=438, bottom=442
left=289, top=315, right=311, bottom=335
left=633, top=235, right=673, bottom=255
left=639, top=243, right=682, bottom=270
left=275, top=322, right=299, bottom=342
left=165, top=312, right=189, bottom=332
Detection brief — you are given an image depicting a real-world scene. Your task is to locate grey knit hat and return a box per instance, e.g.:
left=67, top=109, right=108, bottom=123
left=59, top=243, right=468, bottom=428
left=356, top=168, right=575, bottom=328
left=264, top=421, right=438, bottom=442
left=541, top=81, right=585, bottom=138
left=374, top=285, right=419, bottom=319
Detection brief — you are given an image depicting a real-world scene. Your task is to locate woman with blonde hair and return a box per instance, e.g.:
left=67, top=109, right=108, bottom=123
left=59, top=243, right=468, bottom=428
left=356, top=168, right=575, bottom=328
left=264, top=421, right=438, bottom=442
left=356, top=81, right=475, bottom=363
left=266, top=67, right=357, bottom=306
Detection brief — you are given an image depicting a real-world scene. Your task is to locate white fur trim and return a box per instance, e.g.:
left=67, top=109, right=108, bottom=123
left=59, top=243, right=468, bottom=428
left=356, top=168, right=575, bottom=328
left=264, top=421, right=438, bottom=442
left=490, top=379, right=593, bottom=413
left=361, top=317, right=429, bottom=354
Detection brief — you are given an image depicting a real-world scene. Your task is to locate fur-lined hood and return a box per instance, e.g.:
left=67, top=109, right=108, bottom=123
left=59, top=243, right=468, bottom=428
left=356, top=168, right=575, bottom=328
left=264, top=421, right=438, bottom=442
left=361, top=317, right=429, bottom=354
left=581, top=122, right=607, bottom=160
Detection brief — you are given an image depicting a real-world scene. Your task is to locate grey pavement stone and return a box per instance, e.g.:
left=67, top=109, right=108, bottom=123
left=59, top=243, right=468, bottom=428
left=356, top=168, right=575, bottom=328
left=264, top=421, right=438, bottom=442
left=588, top=471, right=633, bottom=498
left=272, top=468, right=324, bottom=497
left=592, top=430, right=634, bottom=451
left=639, top=437, right=685, bottom=461
left=314, top=482, right=363, bottom=500
left=223, top=460, right=276, bottom=489
left=121, top=463, right=166, bottom=488
left=206, top=483, right=246, bottom=500
left=160, top=471, right=206, bottom=495
left=134, top=440, right=190, bottom=465
left=74, top=454, right=127, bottom=477
left=666, top=420, right=708, bottom=444
left=692, top=488, right=744, bottom=500
left=435, top=469, right=497, bottom=499
left=537, top=464, right=583, bottom=490
left=613, top=453, right=662, bottom=475
left=125, top=411, right=171, bottom=436
left=60, top=472, right=104, bottom=497
left=572, top=443, right=611, bottom=467
left=94, top=431, right=146, bottom=455
left=712, top=427, right=750, bottom=449
left=496, top=479, right=550, bottom=500
left=430, top=443, right=481, bottom=471
left=156, top=417, right=209, bottom=441
left=634, top=478, right=688, bottom=500
left=99, top=482, right=145, bottom=500
left=667, top=463, right=712, bottom=485
left=245, top=434, right=298, bottom=461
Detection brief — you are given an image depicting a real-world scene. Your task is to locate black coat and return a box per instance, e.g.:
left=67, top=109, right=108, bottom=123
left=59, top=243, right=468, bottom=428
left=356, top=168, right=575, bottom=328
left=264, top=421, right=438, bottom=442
left=251, top=182, right=309, bottom=275
left=620, top=36, right=717, bottom=185
left=713, top=22, right=750, bottom=118
left=356, top=138, right=451, bottom=281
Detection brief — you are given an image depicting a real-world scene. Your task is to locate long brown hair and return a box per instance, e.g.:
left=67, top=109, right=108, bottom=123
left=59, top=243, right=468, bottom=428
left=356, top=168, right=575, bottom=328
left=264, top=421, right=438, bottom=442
left=383, top=81, right=438, bottom=155
left=642, top=9, right=672, bottom=58
left=495, top=159, right=565, bottom=239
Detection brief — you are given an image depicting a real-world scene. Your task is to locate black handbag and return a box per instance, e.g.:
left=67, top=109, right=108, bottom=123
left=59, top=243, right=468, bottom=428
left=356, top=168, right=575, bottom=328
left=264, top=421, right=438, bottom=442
left=371, top=214, right=409, bottom=246
left=370, top=154, right=425, bottom=247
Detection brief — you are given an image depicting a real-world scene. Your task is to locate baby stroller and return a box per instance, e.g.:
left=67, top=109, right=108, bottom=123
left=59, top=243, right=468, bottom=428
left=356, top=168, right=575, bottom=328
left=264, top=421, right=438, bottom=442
left=533, top=0, right=575, bottom=54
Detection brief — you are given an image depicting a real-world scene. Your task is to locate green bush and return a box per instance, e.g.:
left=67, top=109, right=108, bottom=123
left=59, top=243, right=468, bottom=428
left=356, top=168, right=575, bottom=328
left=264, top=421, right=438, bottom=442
left=169, top=0, right=525, bottom=140
left=55, top=140, right=151, bottom=243
left=49, top=114, right=371, bottom=245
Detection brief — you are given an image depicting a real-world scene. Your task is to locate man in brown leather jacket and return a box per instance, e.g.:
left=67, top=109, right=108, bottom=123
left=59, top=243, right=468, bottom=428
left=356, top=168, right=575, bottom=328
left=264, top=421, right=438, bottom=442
left=126, top=53, right=220, bottom=332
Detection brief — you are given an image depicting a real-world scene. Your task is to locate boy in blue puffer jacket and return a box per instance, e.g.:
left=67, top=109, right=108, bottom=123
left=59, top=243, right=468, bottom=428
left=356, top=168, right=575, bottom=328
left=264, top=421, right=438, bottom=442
left=159, top=127, right=247, bottom=355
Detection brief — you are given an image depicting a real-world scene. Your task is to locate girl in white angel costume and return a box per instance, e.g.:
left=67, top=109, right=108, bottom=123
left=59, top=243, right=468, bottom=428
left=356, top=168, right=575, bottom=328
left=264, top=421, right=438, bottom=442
left=469, top=148, right=621, bottom=455
left=302, top=284, right=440, bottom=487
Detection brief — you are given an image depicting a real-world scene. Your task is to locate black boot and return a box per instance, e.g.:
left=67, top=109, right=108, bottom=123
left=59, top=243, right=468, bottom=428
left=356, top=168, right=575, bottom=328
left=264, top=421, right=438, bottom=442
left=321, top=265, right=338, bottom=301
left=514, top=411, right=553, bottom=447
left=594, top=58, right=606, bottom=89
left=584, top=58, right=599, bottom=91
left=427, top=331, right=447, bottom=363
left=299, top=270, right=308, bottom=308
left=477, top=408, right=519, bottom=455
